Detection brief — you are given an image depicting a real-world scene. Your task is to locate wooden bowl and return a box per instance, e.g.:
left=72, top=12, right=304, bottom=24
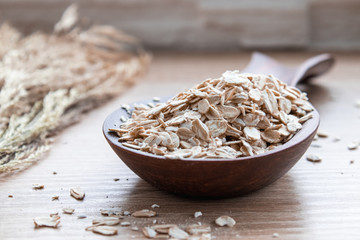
left=103, top=100, right=320, bottom=198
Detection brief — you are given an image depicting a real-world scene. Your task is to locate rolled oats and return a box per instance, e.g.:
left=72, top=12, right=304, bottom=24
left=62, top=208, right=75, bottom=214
left=152, top=224, right=177, bottom=234
left=91, top=226, right=118, bottom=236
left=317, top=131, right=329, bottom=138
left=347, top=141, right=359, bottom=150
left=92, top=217, right=121, bottom=226
left=132, top=209, right=157, bottom=218
left=33, top=215, right=60, bottom=228
left=169, top=226, right=189, bottom=239
left=52, top=195, right=59, bottom=201
left=111, top=72, right=313, bottom=158
left=142, top=227, right=157, bottom=238
left=32, top=184, right=44, bottom=190
left=121, top=222, right=131, bottom=226
left=70, top=187, right=85, bottom=200
left=194, top=211, right=203, bottom=218
left=215, top=215, right=236, bottom=227
left=306, top=154, right=322, bottom=163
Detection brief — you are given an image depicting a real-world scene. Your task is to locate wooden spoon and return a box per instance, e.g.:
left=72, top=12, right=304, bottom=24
left=243, top=52, right=335, bottom=87
left=103, top=52, right=334, bottom=198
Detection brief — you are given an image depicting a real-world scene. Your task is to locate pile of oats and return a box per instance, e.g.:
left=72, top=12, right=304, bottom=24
left=111, top=72, right=313, bottom=159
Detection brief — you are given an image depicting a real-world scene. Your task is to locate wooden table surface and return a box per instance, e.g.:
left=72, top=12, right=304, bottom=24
left=1, top=52, right=359, bottom=240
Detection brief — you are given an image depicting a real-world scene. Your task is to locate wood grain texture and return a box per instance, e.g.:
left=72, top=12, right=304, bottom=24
left=1, top=0, right=359, bottom=50
left=1, top=52, right=360, bottom=239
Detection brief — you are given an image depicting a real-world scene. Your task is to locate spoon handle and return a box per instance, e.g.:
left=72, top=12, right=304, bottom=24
left=242, top=52, right=335, bottom=87
left=290, top=53, right=335, bottom=87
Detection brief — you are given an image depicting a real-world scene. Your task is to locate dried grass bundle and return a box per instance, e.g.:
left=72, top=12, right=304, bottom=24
left=0, top=5, right=150, bottom=173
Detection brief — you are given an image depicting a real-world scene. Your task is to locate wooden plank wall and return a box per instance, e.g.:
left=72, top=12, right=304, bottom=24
left=0, top=0, right=359, bottom=50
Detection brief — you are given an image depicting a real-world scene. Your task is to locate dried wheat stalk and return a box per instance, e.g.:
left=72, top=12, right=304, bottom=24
left=0, top=5, right=150, bottom=173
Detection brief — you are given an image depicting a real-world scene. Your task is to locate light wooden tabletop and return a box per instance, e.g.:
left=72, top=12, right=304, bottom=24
left=1, top=52, right=359, bottom=240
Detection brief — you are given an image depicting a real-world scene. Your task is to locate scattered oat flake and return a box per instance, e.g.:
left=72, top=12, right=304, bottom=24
left=151, top=204, right=160, bottom=208
left=52, top=195, right=59, bottom=201
left=111, top=72, right=314, bottom=159
left=132, top=209, right=156, bottom=218
left=32, top=184, right=44, bottom=190
left=244, top=126, right=260, bottom=141
left=153, top=97, right=161, bottom=102
left=194, top=211, right=203, bottom=218
left=317, top=131, right=328, bottom=138
left=70, top=187, right=85, bottom=200
left=215, top=215, right=236, bottom=227
left=299, top=113, right=313, bottom=123
left=152, top=224, right=177, bottom=234
left=169, top=226, right=189, bottom=240
left=92, top=226, right=118, bottom=236
left=306, top=154, right=322, bottom=163
left=122, top=142, right=141, bottom=150
left=347, top=141, right=359, bottom=150
left=33, top=216, right=60, bottom=228
left=142, top=227, right=157, bottom=238
left=62, top=208, right=75, bottom=214
left=93, top=217, right=120, bottom=226
left=120, top=221, right=131, bottom=227
left=131, top=226, right=139, bottom=231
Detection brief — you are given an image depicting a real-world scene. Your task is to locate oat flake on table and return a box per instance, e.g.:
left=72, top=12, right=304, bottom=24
left=110, top=72, right=314, bottom=159
left=33, top=216, right=61, bottom=228
left=70, top=187, right=85, bottom=200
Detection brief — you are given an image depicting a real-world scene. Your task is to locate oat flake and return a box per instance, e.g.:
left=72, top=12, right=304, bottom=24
left=111, top=72, right=314, bottom=159
left=215, top=215, right=236, bottom=227
left=70, top=187, right=85, bottom=200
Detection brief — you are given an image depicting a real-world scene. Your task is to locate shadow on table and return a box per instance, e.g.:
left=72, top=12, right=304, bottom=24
left=119, top=173, right=307, bottom=236
left=298, top=83, right=332, bottom=109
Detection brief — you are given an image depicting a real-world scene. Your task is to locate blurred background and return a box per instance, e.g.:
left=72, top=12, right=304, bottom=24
left=1, top=0, right=359, bottom=51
